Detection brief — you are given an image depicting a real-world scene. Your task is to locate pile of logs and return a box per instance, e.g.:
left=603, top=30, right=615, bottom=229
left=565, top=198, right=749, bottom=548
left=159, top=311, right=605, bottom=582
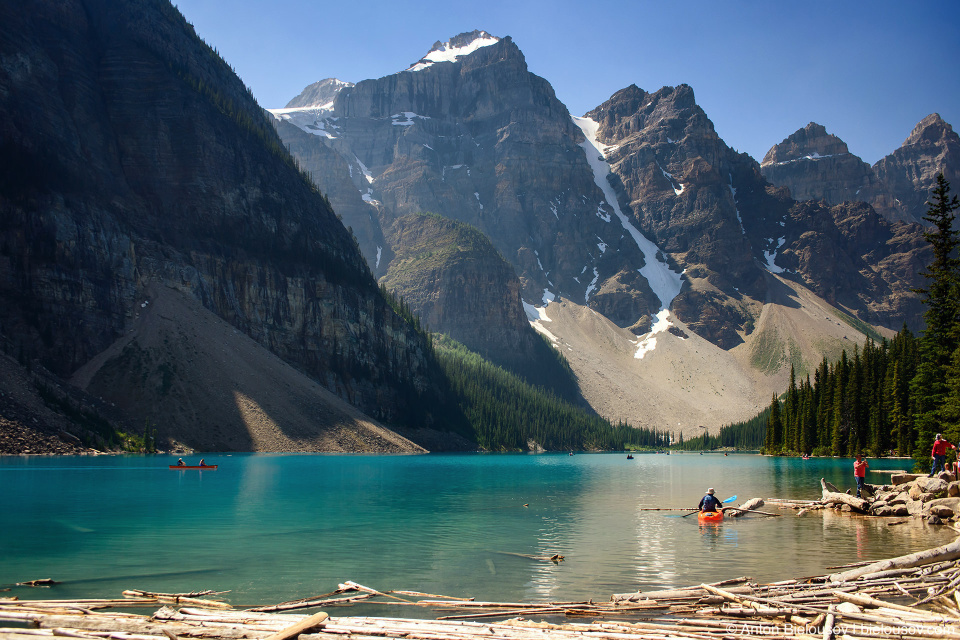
left=5, top=540, right=960, bottom=640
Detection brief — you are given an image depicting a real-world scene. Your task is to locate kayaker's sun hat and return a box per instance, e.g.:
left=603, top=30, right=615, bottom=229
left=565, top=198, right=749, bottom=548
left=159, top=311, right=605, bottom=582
left=707, top=488, right=715, bottom=494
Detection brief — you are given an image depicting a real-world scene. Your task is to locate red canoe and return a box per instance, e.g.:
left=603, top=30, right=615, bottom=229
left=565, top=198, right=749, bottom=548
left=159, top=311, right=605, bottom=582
left=169, top=465, right=218, bottom=469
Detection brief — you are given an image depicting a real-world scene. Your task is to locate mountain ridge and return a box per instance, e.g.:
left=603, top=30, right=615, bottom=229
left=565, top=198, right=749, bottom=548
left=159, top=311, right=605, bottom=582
left=762, top=115, right=959, bottom=225
left=272, top=30, right=944, bottom=435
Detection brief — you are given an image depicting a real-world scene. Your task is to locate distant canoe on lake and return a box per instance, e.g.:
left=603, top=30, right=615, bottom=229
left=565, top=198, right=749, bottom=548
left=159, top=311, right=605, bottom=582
left=169, top=465, right=217, bottom=470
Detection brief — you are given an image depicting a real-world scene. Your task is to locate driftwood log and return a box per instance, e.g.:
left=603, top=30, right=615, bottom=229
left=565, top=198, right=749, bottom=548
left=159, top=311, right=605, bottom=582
left=820, top=478, right=869, bottom=512
left=4, top=560, right=960, bottom=640
left=262, top=611, right=328, bottom=640
left=829, top=536, right=960, bottom=582
left=724, top=507, right=782, bottom=517
left=823, top=480, right=842, bottom=493
left=728, top=498, right=764, bottom=518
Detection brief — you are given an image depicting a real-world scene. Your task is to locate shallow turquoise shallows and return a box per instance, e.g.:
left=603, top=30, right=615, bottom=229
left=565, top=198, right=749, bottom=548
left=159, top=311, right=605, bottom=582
left=0, top=453, right=949, bottom=613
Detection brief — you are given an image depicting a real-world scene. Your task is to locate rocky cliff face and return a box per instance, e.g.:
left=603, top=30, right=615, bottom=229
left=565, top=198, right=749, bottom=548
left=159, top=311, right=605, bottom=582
left=380, top=214, right=531, bottom=356
left=582, top=84, right=762, bottom=347
left=299, top=33, right=641, bottom=309
left=586, top=85, right=930, bottom=341
left=276, top=34, right=931, bottom=357
left=378, top=213, right=580, bottom=396
left=0, top=0, right=455, bottom=450
left=762, top=115, right=959, bottom=225
left=872, top=114, right=960, bottom=224
left=760, top=123, right=875, bottom=205
left=271, top=31, right=678, bottom=372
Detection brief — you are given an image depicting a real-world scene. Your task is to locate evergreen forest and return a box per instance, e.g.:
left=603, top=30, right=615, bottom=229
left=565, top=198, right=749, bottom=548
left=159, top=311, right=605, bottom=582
left=432, top=334, right=672, bottom=451
left=759, top=175, right=960, bottom=469
left=675, top=408, right=770, bottom=452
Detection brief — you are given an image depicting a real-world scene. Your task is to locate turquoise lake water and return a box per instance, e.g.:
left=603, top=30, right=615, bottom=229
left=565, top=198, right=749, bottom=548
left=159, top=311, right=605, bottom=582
left=1, top=453, right=951, bottom=613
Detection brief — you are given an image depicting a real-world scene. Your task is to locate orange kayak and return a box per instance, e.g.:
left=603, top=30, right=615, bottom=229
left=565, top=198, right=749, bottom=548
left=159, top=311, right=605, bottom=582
left=697, top=510, right=723, bottom=523
left=169, top=465, right=218, bottom=469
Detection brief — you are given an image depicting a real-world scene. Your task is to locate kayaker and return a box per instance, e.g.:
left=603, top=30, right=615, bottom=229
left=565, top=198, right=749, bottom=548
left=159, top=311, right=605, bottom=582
left=853, top=453, right=868, bottom=498
left=176, top=458, right=184, bottom=466
left=698, top=488, right=722, bottom=512
left=198, top=458, right=205, bottom=467
left=930, top=434, right=956, bottom=476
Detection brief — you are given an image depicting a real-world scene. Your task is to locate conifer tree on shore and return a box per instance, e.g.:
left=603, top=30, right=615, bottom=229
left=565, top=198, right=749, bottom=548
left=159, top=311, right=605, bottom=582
left=749, top=176, right=958, bottom=461
left=912, top=173, right=960, bottom=467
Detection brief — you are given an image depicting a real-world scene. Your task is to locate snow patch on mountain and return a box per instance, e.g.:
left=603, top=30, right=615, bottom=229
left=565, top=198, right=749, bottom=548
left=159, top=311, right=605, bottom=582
left=634, top=309, right=673, bottom=359
left=763, top=237, right=786, bottom=273
left=391, top=112, right=428, bottom=126
left=766, top=152, right=846, bottom=167
left=729, top=174, right=745, bottom=234
left=268, top=108, right=339, bottom=138
left=658, top=162, right=685, bottom=195
left=355, top=156, right=373, bottom=183
left=585, top=268, right=600, bottom=303
left=523, top=299, right=557, bottom=343
left=572, top=116, right=684, bottom=312
left=407, top=31, right=500, bottom=72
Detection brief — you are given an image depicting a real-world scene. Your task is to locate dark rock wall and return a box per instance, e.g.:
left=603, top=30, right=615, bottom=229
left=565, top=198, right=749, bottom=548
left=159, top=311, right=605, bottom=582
left=0, top=0, right=449, bottom=430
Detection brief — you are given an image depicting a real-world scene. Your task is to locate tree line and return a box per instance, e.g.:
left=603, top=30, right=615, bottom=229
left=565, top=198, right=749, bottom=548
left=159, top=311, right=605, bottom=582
left=433, top=334, right=672, bottom=451
left=761, top=174, right=960, bottom=469
left=675, top=408, right=770, bottom=451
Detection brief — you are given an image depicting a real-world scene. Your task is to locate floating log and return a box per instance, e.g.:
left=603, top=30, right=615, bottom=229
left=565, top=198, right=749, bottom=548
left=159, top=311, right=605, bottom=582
left=724, top=506, right=782, bottom=517
left=17, top=580, right=57, bottom=587
left=389, top=591, right=474, bottom=601
left=830, top=537, right=960, bottom=582
left=121, top=590, right=232, bottom=609
left=611, top=584, right=753, bottom=602
left=728, top=497, right=764, bottom=518
left=494, top=551, right=565, bottom=562
left=246, top=593, right=374, bottom=612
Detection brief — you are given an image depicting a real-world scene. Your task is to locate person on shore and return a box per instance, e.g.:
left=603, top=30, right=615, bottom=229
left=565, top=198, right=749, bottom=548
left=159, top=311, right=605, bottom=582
left=930, top=434, right=956, bottom=477
left=854, top=454, right=868, bottom=498
left=698, top=488, right=722, bottom=512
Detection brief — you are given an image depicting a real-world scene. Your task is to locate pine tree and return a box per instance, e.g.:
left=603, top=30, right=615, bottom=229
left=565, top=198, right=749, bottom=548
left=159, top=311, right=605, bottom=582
left=766, top=393, right=783, bottom=453
left=785, top=365, right=800, bottom=452
left=912, top=174, right=960, bottom=467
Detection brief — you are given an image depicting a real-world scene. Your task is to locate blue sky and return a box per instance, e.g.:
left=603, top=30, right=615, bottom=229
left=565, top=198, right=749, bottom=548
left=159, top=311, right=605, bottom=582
left=173, top=0, right=959, bottom=165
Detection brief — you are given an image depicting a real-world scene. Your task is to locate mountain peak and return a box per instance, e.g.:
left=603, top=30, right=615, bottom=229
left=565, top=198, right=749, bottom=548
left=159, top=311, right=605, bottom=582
left=407, top=30, right=500, bottom=72
left=902, top=113, right=955, bottom=147
left=762, top=122, right=850, bottom=166
left=285, top=78, right=354, bottom=109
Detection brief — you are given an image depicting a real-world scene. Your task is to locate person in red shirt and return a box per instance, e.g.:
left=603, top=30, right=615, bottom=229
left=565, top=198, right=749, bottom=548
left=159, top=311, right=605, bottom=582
left=853, top=454, right=868, bottom=498
left=930, top=434, right=956, bottom=476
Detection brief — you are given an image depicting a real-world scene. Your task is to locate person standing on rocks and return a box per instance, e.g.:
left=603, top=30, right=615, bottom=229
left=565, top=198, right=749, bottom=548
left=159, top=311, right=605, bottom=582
left=930, top=434, right=956, bottom=476
left=854, top=454, right=868, bottom=498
